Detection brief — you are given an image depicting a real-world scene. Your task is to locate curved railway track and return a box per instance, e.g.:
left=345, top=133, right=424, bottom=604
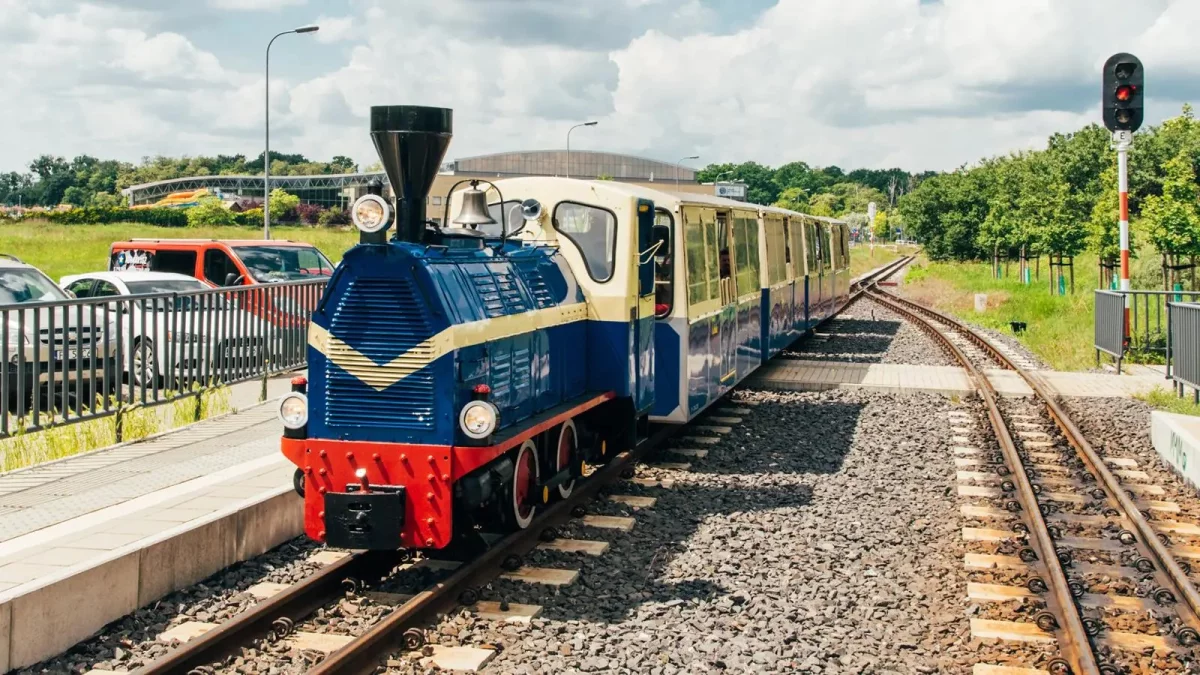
left=131, top=255, right=915, bottom=675
left=866, top=286, right=1200, bottom=675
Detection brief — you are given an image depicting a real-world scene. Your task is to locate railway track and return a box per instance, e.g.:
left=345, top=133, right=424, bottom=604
left=866, top=286, right=1200, bottom=675
left=127, top=255, right=914, bottom=675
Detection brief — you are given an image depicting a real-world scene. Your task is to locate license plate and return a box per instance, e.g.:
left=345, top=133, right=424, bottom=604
left=53, top=348, right=91, bottom=361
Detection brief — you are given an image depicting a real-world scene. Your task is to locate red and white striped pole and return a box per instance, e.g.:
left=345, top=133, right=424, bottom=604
left=1117, top=133, right=1131, bottom=343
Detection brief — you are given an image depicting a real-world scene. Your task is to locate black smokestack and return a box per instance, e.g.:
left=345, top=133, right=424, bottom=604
left=370, top=105, right=452, bottom=243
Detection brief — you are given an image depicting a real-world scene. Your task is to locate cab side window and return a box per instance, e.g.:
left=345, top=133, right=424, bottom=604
left=553, top=202, right=617, bottom=282
left=204, top=249, right=242, bottom=286
left=653, top=209, right=674, bottom=318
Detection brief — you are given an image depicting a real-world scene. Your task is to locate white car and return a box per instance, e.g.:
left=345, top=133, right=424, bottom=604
left=59, top=271, right=266, bottom=388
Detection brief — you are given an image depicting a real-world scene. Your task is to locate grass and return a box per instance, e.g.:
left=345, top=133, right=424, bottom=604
left=848, top=243, right=922, bottom=279
left=900, top=254, right=1102, bottom=371
left=0, top=385, right=233, bottom=473
left=0, top=220, right=359, bottom=281
left=1137, top=387, right=1200, bottom=418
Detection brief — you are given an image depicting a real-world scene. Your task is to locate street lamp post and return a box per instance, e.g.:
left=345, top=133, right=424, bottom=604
left=676, top=155, right=699, bottom=189
left=264, top=25, right=319, bottom=241
left=565, top=121, right=597, bottom=178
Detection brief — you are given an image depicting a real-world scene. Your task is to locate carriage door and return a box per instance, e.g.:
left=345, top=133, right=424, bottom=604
left=716, top=212, right=738, bottom=387
left=633, top=199, right=656, bottom=413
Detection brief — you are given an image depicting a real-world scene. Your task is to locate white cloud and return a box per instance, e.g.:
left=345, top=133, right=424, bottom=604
left=312, top=15, right=354, bottom=43
left=207, top=0, right=305, bottom=10
left=3, top=0, right=1200, bottom=176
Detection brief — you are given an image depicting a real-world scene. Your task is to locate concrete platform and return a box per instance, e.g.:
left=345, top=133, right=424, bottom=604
left=1151, top=411, right=1200, bottom=493
left=0, top=390, right=300, bottom=672
left=748, top=359, right=1168, bottom=398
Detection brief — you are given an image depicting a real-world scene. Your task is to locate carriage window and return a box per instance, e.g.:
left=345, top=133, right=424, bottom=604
left=841, top=226, right=851, bottom=269
left=706, top=213, right=721, bottom=302
left=553, top=202, right=617, bottom=282
left=733, top=213, right=760, bottom=297
left=766, top=217, right=787, bottom=285
left=653, top=209, right=674, bottom=318
left=684, top=209, right=710, bottom=306
left=789, top=219, right=805, bottom=278
left=806, top=222, right=820, bottom=273
left=820, top=226, right=832, bottom=266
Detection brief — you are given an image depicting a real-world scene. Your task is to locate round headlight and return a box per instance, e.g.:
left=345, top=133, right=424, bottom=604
left=351, top=194, right=392, bottom=234
left=459, top=400, right=498, bottom=440
left=279, top=393, right=308, bottom=429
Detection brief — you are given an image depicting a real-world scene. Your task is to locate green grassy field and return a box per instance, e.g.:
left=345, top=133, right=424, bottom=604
left=0, top=220, right=359, bottom=281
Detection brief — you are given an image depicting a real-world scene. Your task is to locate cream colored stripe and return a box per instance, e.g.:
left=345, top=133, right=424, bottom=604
left=309, top=304, right=588, bottom=391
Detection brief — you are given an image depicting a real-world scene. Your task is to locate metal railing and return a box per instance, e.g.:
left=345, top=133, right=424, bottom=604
left=0, top=279, right=326, bottom=438
left=1094, top=289, right=1200, bottom=371
left=1168, top=302, right=1200, bottom=404
left=1094, top=290, right=1126, bottom=366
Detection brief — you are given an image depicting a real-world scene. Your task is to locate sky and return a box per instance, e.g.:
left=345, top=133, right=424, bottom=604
left=2, top=0, right=1199, bottom=176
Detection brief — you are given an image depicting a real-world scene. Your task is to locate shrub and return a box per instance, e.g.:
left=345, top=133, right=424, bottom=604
left=29, top=206, right=187, bottom=227
left=233, top=208, right=265, bottom=227
left=295, top=203, right=323, bottom=225
left=186, top=197, right=236, bottom=227
left=318, top=206, right=350, bottom=228
left=268, top=188, right=300, bottom=224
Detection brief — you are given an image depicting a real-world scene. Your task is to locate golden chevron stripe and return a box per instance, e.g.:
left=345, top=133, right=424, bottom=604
left=309, top=302, right=589, bottom=391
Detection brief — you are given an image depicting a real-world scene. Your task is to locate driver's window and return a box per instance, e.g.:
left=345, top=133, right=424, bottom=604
left=93, top=281, right=121, bottom=297
left=204, top=249, right=240, bottom=286
left=653, top=210, right=673, bottom=318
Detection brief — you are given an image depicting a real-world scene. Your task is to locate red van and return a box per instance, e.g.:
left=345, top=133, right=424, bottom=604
left=108, top=239, right=334, bottom=286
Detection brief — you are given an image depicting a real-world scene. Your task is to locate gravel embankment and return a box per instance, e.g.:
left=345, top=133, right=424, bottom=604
left=1061, top=397, right=1200, bottom=524
left=17, top=538, right=324, bottom=674
left=784, top=297, right=957, bottom=367
left=385, top=389, right=999, bottom=674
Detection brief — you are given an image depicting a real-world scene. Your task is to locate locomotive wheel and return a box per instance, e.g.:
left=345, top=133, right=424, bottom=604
left=556, top=420, right=579, bottom=500
left=510, top=440, right=539, bottom=530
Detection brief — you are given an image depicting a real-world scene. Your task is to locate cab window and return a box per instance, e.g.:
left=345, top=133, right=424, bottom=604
left=652, top=209, right=674, bottom=318
left=553, top=202, right=617, bottom=282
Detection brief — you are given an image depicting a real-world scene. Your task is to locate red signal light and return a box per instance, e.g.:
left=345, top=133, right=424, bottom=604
left=473, top=384, right=491, bottom=395
left=1115, top=85, right=1135, bottom=102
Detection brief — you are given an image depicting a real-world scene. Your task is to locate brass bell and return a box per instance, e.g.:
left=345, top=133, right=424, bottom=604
left=452, top=182, right=497, bottom=226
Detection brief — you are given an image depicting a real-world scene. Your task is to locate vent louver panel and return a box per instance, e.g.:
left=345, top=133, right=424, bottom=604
left=324, top=277, right=437, bottom=430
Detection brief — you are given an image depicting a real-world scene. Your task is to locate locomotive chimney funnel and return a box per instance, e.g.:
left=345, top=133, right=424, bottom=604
left=370, top=105, right=453, bottom=243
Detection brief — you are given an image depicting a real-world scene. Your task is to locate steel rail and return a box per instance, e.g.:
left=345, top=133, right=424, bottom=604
left=865, top=287, right=1100, bottom=675
left=874, top=288, right=1200, bottom=650
left=133, top=551, right=404, bottom=675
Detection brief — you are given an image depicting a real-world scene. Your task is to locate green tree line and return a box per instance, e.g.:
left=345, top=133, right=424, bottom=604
left=0, top=152, right=359, bottom=209
left=897, top=104, right=1200, bottom=289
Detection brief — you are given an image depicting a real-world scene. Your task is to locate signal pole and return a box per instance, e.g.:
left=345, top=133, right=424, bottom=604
left=1102, top=52, right=1143, bottom=344
left=1116, top=130, right=1132, bottom=337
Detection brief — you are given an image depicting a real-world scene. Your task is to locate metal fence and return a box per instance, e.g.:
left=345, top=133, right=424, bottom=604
left=1126, top=289, right=1200, bottom=354
left=1094, top=290, right=1127, bottom=365
left=0, top=279, right=326, bottom=438
left=1169, top=302, right=1200, bottom=403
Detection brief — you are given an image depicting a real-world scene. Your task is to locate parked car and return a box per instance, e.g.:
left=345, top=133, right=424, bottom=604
left=60, top=271, right=267, bottom=388
left=108, top=239, right=331, bottom=364
left=0, top=256, right=116, bottom=415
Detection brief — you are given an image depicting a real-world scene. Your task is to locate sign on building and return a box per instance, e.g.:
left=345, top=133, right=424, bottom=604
left=715, top=182, right=747, bottom=201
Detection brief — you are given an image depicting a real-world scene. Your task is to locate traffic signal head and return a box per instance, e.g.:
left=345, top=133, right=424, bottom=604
left=1103, top=53, right=1144, bottom=132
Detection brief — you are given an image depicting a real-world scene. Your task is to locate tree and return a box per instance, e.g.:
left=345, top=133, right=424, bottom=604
left=89, top=192, right=125, bottom=208
left=61, top=186, right=88, bottom=206
left=186, top=196, right=236, bottom=227
left=807, top=193, right=839, bottom=217
left=873, top=211, right=890, bottom=241
left=773, top=186, right=809, bottom=212
left=268, top=188, right=300, bottom=223
left=1142, top=149, right=1200, bottom=289
left=330, top=156, right=357, bottom=173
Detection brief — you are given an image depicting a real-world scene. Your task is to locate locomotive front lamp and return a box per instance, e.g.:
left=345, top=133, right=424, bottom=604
left=278, top=392, right=309, bottom=429
left=459, top=400, right=498, bottom=439
left=351, top=193, right=393, bottom=234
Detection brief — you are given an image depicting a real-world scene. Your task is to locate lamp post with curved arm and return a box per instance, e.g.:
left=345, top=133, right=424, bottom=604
left=264, top=25, right=319, bottom=240
left=565, top=121, right=598, bottom=178
left=676, top=155, right=699, bottom=189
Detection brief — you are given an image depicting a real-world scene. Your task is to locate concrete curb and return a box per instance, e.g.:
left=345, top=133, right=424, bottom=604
left=0, top=486, right=302, bottom=672
left=1150, top=411, right=1200, bottom=493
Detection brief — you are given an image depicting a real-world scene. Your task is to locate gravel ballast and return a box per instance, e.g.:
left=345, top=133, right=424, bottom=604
left=389, top=389, right=997, bottom=674
left=784, top=297, right=957, bottom=367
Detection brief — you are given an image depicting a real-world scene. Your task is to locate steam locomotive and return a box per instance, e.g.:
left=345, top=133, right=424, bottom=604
left=279, top=105, right=851, bottom=552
